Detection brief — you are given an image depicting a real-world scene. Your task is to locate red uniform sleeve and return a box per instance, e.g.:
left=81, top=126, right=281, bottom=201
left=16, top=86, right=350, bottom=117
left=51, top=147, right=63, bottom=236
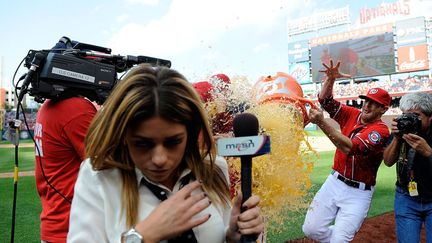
left=318, top=95, right=341, bottom=118
left=319, top=95, right=361, bottom=128
left=349, top=124, right=390, bottom=155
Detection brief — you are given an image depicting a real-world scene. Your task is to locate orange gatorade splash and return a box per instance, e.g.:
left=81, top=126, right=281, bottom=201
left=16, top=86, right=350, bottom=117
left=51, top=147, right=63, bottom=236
left=199, top=73, right=318, bottom=231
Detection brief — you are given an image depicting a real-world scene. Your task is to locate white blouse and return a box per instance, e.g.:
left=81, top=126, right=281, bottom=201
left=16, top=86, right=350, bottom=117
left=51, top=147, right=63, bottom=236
left=67, top=157, right=231, bottom=243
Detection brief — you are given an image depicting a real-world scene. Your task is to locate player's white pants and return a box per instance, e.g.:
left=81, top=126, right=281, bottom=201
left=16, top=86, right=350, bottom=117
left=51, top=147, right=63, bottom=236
left=302, top=174, right=374, bottom=243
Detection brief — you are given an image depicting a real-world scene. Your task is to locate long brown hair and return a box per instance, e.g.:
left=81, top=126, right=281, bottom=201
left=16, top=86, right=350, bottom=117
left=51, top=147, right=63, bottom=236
left=85, top=64, right=230, bottom=227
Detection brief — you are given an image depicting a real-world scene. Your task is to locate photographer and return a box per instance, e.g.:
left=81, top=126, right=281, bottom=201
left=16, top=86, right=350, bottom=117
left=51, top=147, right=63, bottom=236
left=383, top=92, right=432, bottom=243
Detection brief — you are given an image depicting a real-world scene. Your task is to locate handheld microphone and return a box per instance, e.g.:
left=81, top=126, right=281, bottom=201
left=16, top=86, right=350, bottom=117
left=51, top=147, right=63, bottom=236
left=233, top=113, right=258, bottom=204
left=217, top=113, right=270, bottom=243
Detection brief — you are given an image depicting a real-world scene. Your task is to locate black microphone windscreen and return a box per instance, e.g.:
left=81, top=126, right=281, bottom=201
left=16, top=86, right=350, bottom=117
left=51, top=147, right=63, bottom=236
left=233, top=113, right=259, bottom=137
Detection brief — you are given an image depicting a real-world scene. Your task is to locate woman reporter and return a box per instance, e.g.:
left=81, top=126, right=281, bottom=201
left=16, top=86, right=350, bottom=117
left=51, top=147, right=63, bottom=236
left=67, top=64, right=264, bottom=243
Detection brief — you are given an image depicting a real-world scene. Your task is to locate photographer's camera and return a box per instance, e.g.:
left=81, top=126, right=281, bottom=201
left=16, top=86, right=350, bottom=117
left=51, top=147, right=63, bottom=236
left=395, top=113, right=422, bottom=135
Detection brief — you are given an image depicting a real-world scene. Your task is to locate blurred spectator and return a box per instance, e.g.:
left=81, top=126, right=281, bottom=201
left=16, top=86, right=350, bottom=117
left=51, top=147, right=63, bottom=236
left=332, top=76, right=432, bottom=98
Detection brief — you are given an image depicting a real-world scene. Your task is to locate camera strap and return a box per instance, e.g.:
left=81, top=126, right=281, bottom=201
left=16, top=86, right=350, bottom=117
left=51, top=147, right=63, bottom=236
left=406, top=147, right=419, bottom=196
left=397, top=142, right=419, bottom=196
left=396, top=143, right=416, bottom=177
left=396, top=142, right=407, bottom=184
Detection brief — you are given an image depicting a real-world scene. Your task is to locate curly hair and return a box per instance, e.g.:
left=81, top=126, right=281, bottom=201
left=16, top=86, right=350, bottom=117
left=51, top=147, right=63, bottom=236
left=399, top=92, right=432, bottom=117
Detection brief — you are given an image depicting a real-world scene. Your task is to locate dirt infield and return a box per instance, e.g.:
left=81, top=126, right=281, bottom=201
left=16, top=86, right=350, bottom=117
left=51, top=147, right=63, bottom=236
left=287, top=212, right=427, bottom=242
left=0, top=143, right=34, bottom=148
left=0, top=170, right=34, bottom=178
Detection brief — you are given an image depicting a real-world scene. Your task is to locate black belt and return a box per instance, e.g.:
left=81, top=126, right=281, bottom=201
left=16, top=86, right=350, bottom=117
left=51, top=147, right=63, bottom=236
left=331, top=170, right=372, bottom=191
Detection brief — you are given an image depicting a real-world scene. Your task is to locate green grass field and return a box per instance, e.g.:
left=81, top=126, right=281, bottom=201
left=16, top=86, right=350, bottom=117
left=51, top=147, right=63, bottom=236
left=0, top=177, right=41, bottom=243
left=0, top=139, right=33, bottom=145
left=0, top=140, right=397, bottom=242
left=0, top=146, right=35, bottom=173
left=304, top=130, right=327, bottom=137
left=0, top=144, right=41, bottom=243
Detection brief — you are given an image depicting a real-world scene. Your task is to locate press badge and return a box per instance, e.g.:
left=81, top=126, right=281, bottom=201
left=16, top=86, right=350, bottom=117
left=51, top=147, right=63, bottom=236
left=408, top=181, right=419, bottom=197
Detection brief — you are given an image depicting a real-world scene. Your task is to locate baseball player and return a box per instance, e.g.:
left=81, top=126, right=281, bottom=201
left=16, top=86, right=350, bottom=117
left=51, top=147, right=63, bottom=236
left=302, top=60, right=391, bottom=242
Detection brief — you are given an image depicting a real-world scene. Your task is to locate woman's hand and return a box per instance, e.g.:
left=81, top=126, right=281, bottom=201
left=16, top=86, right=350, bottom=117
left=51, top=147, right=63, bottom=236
left=226, top=192, right=264, bottom=243
left=134, top=181, right=211, bottom=243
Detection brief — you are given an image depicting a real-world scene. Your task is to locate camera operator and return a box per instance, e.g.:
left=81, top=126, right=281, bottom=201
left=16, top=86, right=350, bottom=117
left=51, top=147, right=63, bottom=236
left=35, top=96, right=96, bottom=243
left=33, top=39, right=97, bottom=243
left=383, top=91, right=432, bottom=243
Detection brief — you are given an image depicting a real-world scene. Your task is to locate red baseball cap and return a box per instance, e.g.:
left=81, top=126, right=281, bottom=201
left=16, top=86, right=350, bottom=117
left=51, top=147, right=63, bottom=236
left=359, top=87, right=391, bottom=107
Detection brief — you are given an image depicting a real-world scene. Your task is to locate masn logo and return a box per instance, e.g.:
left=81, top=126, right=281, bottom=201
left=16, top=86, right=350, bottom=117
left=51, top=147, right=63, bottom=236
left=225, top=139, right=255, bottom=151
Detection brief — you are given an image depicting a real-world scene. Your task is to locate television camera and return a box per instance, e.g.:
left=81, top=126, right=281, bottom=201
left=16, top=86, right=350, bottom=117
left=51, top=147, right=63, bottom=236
left=17, top=36, right=171, bottom=104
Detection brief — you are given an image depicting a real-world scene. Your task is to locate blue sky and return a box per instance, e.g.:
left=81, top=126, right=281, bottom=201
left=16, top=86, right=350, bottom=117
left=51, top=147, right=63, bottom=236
left=1, top=0, right=430, bottom=89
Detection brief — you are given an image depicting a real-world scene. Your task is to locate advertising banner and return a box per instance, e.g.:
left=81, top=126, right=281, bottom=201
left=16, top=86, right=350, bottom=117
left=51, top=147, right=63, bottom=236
left=288, top=40, right=309, bottom=63
left=288, top=6, right=350, bottom=36
left=395, top=16, right=426, bottom=47
left=288, top=62, right=311, bottom=84
left=397, top=44, right=429, bottom=72
left=310, top=23, right=393, bottom=47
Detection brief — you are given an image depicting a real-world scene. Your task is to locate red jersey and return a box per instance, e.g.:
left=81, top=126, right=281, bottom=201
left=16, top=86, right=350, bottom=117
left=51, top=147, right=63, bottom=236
left=320, top=96, right=390, bottom=186
left=34, top=97, right=96, bottom=242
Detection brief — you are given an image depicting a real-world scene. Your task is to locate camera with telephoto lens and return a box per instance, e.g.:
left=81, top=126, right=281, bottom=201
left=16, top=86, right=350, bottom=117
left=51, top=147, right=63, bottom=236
left=19, top=36, right=171, bottom=105
left=395, top=113, right=422, bottom=135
